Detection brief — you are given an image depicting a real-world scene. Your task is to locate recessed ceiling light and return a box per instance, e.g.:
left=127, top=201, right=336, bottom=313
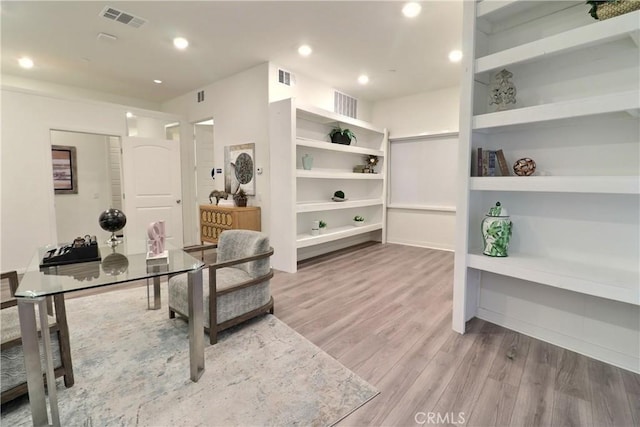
left=358, top=75, right=370, bottom=85
left=449, top=50, right=463, bottom=62
left=153, top=79, right=162, bottom=84
left=173, top=37, right=189, bottom=50
left=402, top=2, right=422, bottom=18
left=126, top=112, right=134, bottom=118
left=18, top=57, right=34, bottom=69
left=298, top=44, right=312, bottom=57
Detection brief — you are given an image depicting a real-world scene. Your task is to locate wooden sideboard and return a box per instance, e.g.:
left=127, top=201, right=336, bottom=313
left=199, top=205, right=261, bottom=244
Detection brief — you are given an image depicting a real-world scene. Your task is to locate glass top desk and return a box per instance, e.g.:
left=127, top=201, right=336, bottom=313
left=15, top=241, right=205, bottom=426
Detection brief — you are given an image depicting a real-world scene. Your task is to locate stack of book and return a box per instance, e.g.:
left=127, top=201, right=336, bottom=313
left=475, top=148, right=510, bottom=177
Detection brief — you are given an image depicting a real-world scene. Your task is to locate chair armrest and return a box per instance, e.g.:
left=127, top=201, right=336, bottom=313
left=1, top=271, right=19, bottom=309
left=209, top=247, right=274, bottom=270
left=184, top=243, right=218, bottom=253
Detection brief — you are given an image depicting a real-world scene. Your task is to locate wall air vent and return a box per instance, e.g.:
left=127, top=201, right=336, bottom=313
left=100, top=6, right=147, bottom=28
left=334, top=91, right=358, bottom=119
left=278, top=69, right=292, bottom=86
left=197, top=90, right=205, bottom=103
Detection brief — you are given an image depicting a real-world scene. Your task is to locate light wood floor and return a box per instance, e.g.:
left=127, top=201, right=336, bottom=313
left=271, top=243, right=640, bottom=427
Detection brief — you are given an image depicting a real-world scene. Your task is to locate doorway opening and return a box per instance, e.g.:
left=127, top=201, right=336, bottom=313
left=193, top=118, right=215, bottom=241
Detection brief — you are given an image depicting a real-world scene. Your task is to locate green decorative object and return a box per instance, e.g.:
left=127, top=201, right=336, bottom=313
left=482, top=202, right=512, bottom=257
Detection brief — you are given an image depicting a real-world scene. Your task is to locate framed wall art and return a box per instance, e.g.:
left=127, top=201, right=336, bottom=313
left=51, top=145, right=78, bottom=194
left=224, top=143, right=255, bottom=196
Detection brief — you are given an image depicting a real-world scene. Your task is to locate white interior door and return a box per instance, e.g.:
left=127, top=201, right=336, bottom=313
left=122, top=136, right=184, bottom=252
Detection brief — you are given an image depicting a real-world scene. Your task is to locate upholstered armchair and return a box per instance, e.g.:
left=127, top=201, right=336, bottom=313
left=168, top=230, right=274, bottom=345
left=1, top=271, right=74, bottom=404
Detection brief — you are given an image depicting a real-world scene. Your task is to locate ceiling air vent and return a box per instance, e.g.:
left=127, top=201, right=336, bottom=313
left=100, top=6, right=147, bottom=28
left=278, top=69, right=292, bottom=86
left=334, top=91, right=358, bottom=119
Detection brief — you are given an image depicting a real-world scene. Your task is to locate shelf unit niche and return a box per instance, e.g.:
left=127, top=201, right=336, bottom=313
left=454, top=1, right=640, bottom=373
left=270, top=98, right=388, bottom=273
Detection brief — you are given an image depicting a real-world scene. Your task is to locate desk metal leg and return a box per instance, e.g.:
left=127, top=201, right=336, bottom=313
left=187, top=267, right=204, bottom=381
left=18, top=297, right=60, bottom=427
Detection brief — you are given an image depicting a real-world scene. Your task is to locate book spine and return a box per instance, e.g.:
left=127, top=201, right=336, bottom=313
left=488, top=150, right=496, bottom=177
left=482, top=150, right=489, bottom=177
left=477, top=147, right=483, bottom=177
left=496, top=149, right=510, bottom=176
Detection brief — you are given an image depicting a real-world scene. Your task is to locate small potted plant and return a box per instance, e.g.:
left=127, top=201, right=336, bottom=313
left=233, top=188, right=248, bottom=207
left=353, top=215, right=365, bottom=226
left=319, top=220, right=327, bottom=234
left=329, top=127, right=357, bottom=145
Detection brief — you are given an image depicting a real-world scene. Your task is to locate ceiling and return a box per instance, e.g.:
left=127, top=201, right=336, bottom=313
left=1, top=1, right=463, bottom=105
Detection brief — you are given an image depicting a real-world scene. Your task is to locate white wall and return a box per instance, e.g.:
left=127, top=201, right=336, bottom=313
left=1, top=88, right=128, bottom=271
left=162, top=63, right=270, bottom=245
left=51, top=131, right=113, bottom=244
left=372, top=86, right=461, bottom=251
left=195, top=124, right=215, bottom=206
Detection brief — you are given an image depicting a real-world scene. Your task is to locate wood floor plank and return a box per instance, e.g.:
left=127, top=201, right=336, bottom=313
left=551, top=391, right=593, bottom=427
left=488, top=329, right=532, bottom=388
left=510, top=340, right=559, bottom=427
left=555, top=348, right=591, bottom=401
left=466, top=377, right=518, bottom=427
left=621, top=368, right=640, bottom=426
left=430, top=322, right=506, bottom=419
left=587, top=359, right=635, bottom=427
left=374, top=320, right=485, bottom=426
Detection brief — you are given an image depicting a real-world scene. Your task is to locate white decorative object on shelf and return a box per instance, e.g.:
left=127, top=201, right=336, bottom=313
left=488, top=69, right=516, bottom=111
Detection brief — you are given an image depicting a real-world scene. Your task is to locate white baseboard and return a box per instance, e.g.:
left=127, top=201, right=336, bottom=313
left=386, top=238, right=454, bottom=252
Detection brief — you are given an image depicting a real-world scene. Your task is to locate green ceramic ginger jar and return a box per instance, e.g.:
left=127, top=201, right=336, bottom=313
left=482, top=202, right=512, bottom=257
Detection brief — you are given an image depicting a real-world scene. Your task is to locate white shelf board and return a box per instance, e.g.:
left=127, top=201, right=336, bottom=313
left=296, top=104, right=385, bottom=134
left=297, top=198, right=383, bottom=213
left=476, top=1, right=581, bottom=21
left=473, top=90, right=640, bottom=131
left=387, top=204, right=456, bottom=213
left=296, top=137, right=384, bottom=156
left=469, top=176, right=640, bottom=194
left=297, top=169, right=384, bottom=180
left=468, top=250, right=639, bottom=306
left=296, top=223, right=383, bottom=248
left=476, top=10, right=640, bottom=73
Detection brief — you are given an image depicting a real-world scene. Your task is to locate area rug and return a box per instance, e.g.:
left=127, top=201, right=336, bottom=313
left=1, top=284, right=378, bottom=426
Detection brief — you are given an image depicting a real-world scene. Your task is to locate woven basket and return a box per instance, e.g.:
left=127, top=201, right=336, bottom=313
left=597, top=0, right=640, bottom=19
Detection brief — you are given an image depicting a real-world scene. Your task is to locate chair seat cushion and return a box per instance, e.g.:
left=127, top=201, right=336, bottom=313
left=168, top=267, right=271, bottom=327
left=1, top=305, right=56, bottom=343
left=1, top=306, right=62, bottom=393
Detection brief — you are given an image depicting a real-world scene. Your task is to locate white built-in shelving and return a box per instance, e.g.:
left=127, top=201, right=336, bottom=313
left=296, top=170, right=384, bottom=180
left=296, top=223, right=383, bottom=248
left=469, top=176, right=640, bottom=194
left=476, top=10, right=640, bottom=73
left=473, top=90, right=639, bottom=131
left=296, top=199, right=383, bottom=213
left=270, top=98, right=388, bottom=273
left=454, top=1, right=640, bottom=373
left=467, top=250, right=639, bottom=306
